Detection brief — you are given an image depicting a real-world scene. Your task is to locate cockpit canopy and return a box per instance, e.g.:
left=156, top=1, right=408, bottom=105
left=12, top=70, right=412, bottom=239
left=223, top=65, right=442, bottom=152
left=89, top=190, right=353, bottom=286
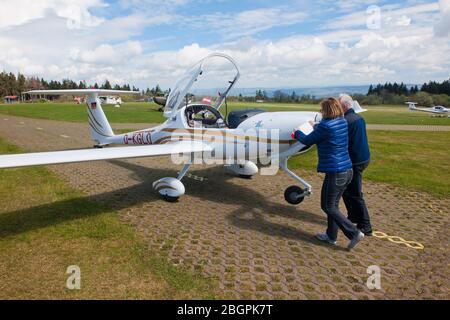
left=163, top=53, right=240, bottom=118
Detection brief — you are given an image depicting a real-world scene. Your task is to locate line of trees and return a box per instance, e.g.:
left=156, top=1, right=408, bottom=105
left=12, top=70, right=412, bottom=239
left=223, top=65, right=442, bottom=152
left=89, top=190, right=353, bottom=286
left=233, top=90, right=320, bottom=104
left=368, top=80, right=450, bottom=96
left=232, top=90, right=321, bottom=104
left=420, top=80, right=450, bottom=95
left=368, top=82, right=416, bottom=96
left=0, top=72, right=26, bottom=97
left=363, top=79, right=450, bottom=106
left=0, top=71, right=167, bottom=100
left=242, top=80, right=449, bottom=106
left=2, top=69, right=449, bottom=107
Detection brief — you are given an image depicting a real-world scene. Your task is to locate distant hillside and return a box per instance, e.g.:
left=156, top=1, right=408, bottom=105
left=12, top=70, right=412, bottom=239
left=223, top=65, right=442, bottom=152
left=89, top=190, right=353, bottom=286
left=192, top=85, right=372, bottom=98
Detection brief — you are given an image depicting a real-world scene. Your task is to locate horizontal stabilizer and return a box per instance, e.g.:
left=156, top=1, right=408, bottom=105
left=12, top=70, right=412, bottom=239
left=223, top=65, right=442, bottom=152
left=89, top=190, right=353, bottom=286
left=0, top=141, right=212, bottom=169
left=25, top=89, right=139, bottom=96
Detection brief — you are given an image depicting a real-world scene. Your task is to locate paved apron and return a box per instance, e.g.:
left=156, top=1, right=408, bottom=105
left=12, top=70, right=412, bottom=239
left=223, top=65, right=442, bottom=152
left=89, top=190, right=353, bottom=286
left=0, top=115, right=448, bottom=299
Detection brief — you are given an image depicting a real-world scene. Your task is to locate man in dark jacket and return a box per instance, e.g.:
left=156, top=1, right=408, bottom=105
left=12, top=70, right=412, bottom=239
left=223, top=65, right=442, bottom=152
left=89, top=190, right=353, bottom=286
left=338, top=94, right=372, bottom=236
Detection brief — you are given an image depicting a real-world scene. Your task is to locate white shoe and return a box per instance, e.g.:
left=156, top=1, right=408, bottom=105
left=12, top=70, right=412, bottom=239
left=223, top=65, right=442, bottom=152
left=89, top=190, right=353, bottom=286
left=315, top=233, right=337, bottom=245
left=347, top=231, right=365, bottom=250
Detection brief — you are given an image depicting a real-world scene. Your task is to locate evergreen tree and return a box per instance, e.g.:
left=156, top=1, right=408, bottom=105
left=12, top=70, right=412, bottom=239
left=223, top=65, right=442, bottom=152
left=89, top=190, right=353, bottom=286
left=102, top=80, right=112, bottom=90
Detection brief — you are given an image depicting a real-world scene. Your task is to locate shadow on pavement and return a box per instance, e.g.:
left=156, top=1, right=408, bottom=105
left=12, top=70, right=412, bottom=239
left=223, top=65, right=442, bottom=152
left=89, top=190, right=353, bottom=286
left=1, top=159, right=328, bottom=249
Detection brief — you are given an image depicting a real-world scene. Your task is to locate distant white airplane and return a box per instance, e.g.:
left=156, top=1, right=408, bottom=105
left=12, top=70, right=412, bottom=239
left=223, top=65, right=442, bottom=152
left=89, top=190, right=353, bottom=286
left=406, top=102, right=450, bottom=117
left=99, top=95, right=122, bottom=106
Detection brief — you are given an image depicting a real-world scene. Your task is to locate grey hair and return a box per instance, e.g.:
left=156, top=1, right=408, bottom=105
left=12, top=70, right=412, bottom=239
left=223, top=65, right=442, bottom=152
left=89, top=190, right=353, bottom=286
left=339, top=93, right=353, bottom=109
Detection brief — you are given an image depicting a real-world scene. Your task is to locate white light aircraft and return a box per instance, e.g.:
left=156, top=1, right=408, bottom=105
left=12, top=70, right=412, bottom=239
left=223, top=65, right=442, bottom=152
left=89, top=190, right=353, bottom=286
left=406, top=102, right=450, bottom=117
left=0, top=53, right=365, bottom=204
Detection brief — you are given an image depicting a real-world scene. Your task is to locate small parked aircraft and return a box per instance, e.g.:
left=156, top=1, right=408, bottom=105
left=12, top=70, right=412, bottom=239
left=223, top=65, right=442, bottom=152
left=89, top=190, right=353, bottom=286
left=0, top=53, right=364, bottom=204
left=406, top=102, right=450, bottom=117
left=99, top=95, right=122, bottom=106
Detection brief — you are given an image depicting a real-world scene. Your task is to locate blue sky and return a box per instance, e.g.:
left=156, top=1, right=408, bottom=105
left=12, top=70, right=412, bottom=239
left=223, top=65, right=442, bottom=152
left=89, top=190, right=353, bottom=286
left=90, top=0, right=447, bottom=48
left=0, top=0, right=448, bottom=89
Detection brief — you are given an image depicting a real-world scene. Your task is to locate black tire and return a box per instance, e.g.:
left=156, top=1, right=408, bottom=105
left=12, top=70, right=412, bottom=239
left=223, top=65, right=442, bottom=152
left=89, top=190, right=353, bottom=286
left=162, top=195, right=179, bottom=203
left=284, top=185, right=305, bottom=205
left=238, top=174, right=252, bottom=179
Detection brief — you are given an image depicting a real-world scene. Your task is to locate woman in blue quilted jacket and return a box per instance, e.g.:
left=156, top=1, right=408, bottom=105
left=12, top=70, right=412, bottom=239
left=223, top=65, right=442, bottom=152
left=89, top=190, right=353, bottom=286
left=293, top=98, right=364, bottom=250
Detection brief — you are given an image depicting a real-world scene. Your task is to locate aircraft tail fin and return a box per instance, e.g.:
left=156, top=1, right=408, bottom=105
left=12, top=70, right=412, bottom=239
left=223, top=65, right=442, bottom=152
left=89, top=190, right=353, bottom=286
left=406, top=102, right=418, bottom=110
left=25, top=89, right=139, bottom=146
left=86, top=96, right=114, bottom=146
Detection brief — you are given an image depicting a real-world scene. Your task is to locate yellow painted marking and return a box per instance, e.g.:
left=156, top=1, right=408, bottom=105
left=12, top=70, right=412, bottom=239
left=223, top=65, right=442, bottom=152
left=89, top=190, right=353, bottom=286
left=373, top=231, right=424, bottom=250
left=60, top=134, right=70, bottom=139
left=36, top=127, right=43, bottom=130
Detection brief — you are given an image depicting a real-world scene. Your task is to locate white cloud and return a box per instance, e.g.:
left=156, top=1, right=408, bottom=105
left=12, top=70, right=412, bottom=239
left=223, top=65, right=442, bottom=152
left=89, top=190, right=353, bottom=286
left=185, top=7, right=308, bottom=39
left=434, top=0, right=450, bottom=37
left=0, top=0, right=106, bottom=30
left=118, top=0, right=188, bottom=12
left=135, top=24, right=448, bottom=88
left=322, top=2, right=439, bottom=30
left=329, top=0, right=381, bottom=12
left=71, top=41, right=143, bottom=65
left=396, top=15, right=411, bottom=26
left=0, top=0, right=448, bottom=90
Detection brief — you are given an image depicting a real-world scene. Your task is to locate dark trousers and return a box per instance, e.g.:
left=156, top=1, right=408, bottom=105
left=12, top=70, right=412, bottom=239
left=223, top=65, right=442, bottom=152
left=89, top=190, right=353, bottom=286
left=321, top=169, right=359, bottom=241
left=343, top=162, right=372, bottom=231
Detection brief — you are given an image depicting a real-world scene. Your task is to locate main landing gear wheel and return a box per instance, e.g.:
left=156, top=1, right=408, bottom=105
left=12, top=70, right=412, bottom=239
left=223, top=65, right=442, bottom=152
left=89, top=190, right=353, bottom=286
left=284, top=185, right=305, bottom=205
left=153, top=177, right=185, bottom=203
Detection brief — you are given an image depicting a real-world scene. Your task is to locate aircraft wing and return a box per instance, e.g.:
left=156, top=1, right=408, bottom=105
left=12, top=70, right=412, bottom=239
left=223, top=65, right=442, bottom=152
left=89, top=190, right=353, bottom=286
left=25, top=89, right=139, bottom=96
left=0, top=141, right=212, bottom=169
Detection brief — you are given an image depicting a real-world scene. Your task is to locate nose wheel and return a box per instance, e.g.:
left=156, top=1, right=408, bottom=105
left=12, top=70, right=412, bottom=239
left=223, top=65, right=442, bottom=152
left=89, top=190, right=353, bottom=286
left=279, top=158, right=312, bottom=205
left=284, top=185, right=306, bottom=205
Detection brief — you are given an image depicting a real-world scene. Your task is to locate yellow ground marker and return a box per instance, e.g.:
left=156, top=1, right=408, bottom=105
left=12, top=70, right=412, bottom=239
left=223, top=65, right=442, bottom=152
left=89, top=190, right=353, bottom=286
left=373, top=231, right=424, bottom=250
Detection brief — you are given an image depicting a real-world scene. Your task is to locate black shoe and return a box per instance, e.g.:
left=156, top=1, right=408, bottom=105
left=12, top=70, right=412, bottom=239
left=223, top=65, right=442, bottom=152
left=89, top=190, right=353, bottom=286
left=347, top=216, right=357, bottom=224
left=359, top=227, right=373, bottom=236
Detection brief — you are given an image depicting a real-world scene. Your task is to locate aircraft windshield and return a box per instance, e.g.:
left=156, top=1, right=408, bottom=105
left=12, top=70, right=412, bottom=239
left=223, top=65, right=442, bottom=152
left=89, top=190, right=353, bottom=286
left=163, top=53, right=240, bottom=118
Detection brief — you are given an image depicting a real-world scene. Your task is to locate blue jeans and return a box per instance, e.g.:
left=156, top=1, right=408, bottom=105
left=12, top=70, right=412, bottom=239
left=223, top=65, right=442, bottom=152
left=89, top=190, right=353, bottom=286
left=321, top=169, right=359, bottom=241
left=343, top=162, right=372, bottom=231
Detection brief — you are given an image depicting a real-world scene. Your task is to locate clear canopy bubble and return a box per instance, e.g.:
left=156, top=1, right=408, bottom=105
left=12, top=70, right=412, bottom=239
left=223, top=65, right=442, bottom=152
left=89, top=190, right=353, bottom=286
left=163, top=53, right=240, bottom=118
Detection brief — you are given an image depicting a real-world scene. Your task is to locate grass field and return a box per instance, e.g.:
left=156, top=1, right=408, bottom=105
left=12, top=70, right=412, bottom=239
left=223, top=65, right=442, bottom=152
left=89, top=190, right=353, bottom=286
left=0, top=138, right=217, bottom=299
left=1, top=102, right=449, bottom=125
left=289, top=131, right=450, bottom=197
left=0, top=102, right=166, bottom=124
